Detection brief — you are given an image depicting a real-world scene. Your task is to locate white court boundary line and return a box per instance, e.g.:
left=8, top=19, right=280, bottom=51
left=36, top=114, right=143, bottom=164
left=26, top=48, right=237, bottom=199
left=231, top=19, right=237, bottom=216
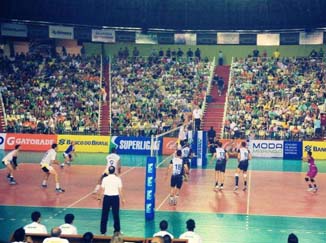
left=66, top=165, right=140, bottom=209
left=246, top=169, right=252, bottom=215
left=156, top=194, right=170, bottom=210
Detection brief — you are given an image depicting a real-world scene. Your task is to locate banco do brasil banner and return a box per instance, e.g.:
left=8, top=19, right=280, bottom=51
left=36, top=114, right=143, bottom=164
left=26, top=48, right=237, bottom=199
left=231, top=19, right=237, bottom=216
left=57, top=135, right=109, bottom=153
left=302, top=141, right=326, bottom=159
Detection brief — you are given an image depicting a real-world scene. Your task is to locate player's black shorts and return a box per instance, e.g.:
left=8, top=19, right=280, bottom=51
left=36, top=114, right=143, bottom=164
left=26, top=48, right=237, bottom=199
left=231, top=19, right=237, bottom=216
left=238, top=160, right=249, bottom=172
left=41, top=166, right=50, bottom=173
left=63, top=153, right=72, bottom=160
left=170, top=174, right=183, bottom=189
left=215, top=159, right=226, bottom=172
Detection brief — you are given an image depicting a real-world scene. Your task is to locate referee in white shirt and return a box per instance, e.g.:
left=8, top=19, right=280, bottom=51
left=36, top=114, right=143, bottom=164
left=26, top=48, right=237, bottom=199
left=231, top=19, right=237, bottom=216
left=100, top=166, right=125, bottom=235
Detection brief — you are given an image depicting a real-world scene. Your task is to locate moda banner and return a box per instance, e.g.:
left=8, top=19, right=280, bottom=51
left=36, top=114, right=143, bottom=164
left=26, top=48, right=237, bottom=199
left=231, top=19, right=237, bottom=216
left=5, top=133, right=57, bottom=151
left=249, top=140, right=283, bottom=158
left=57, top=135, right=109, bottom=153
left=49, top=25, right=74, bottom=39
left=1, top=23, right=28, bottom=37
left=92, top=29, right=115, bottom=43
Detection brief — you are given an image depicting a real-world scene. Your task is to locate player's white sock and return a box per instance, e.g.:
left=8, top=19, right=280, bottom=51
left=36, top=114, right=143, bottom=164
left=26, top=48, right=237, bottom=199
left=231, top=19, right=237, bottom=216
left=93, top=184, right=100, bottom=193
left=56, top=183, right=60, bottom=189
left=42, top=180, right=47, bottom=186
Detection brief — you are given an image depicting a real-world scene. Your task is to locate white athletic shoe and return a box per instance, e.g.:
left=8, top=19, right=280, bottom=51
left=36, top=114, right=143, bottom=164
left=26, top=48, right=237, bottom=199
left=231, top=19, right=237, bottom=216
left=243, top=186, right=247, bottom=191
left=233, top=186, right=239, bottom=191
left=219, top=185, right=224, bottom=191
left=307, top=187, right=314, bottom=192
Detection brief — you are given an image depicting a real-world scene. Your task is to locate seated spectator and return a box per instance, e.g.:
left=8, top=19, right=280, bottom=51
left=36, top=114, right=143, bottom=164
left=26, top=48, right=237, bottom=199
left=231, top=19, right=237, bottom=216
left=179, top=219, right=202, bottom=243
left=151, top=236, right=164, bottom=243
left=43, top=227, right=69, bottom=243
left=153, top=220, right=174, bottom=239
left=288, top=233, right=298, bottom=243
left=163, top=234, right=172, bottom=243
left=59, top=213, right=77, bottom=235
left=11, top=227, right=32, bottom=243
left=82, top=232, right=94, bottom=243
left=24, top=211, right=47, bottom=234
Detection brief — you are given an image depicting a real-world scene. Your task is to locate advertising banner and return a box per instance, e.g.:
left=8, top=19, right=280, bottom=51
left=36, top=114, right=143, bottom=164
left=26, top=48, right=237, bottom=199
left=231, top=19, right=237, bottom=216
left=174, top=33, right=196, bottom=45
left=195, top=131, right=207, bottom=167
left=302, top=141, right=326, bottom=159
left=57, top=135, right=109, bottom=153
left=257, top=33, right=280, bottom=46
left=5, top=133, right=57, bottom=151
left=157, top=33, right=174, bottom=44
left=280, top=33, right=299, bottom=45
left=135, top=33, right=158, bottom=44
left=197, top=33, right=217, bottom=45
left=116, top=31, right=136, bottom=43
left=49, top=25, right=74, bottom=39
left=299, top=31, right=323, bottom=45
left=239, top=34, right=257, bottom=45
left=162, top=137, right=178, bottom=155
left=217, top=32, right=240, bottom=44
left=110, top=136, right=162, bottom=155
left=283, top=141, right=302, bottom=160
left=145, top=156, right=156, bottom=220
left=249, top=140, right=283, bottom=158
left=1, top=23, right=28, bottom=37
left=0, top=133, right=6, bottom=150
left=92, top=29, right=115, bottom=43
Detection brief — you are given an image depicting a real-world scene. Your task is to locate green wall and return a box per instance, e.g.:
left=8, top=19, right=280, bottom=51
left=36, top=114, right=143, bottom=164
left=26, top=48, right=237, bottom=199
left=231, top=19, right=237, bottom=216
left=84, top=42, right=326, bottom=64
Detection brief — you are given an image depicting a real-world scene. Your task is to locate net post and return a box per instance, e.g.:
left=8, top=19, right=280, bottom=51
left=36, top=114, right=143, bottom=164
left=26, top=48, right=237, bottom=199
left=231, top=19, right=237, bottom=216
left=145, top=156, right=156, bottom=221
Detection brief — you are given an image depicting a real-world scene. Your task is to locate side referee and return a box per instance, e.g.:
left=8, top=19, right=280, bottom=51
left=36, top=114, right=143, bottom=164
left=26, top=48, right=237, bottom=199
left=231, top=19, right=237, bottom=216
left=100, top=166, right=125, bottom=235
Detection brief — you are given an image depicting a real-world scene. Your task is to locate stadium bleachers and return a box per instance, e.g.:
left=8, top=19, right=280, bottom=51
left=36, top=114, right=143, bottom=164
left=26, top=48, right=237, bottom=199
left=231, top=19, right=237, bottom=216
left=224, top=56, right=326, bottom=140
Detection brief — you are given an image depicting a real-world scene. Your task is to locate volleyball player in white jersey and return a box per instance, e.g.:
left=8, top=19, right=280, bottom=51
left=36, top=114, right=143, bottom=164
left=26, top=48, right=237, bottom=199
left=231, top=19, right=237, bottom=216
left=167, top=150, right=189, bottom=205
left=181, top=143, right=192, bottom=181
left=93, top=147, right=121, bottom=195
left=2, top=144, right=20, bottom=185
left=40, top=144, right=65, bottom=193
left=234, top=141, right=252, bottom=191
left=211, top=141, right=229, bottom=191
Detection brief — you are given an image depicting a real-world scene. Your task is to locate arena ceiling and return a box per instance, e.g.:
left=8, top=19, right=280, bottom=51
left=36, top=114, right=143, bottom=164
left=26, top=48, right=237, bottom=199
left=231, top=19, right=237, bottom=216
left=1, top=0, right=326, bottom=31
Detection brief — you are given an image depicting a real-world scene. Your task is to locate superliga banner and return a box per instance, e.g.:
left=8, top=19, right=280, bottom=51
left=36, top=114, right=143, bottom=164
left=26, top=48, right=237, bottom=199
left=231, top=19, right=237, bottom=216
left=249, top=140, right=283, bottom=158
left=57, top=135, right=109, bottom=153
left=302, top=141, right=326, bottom=159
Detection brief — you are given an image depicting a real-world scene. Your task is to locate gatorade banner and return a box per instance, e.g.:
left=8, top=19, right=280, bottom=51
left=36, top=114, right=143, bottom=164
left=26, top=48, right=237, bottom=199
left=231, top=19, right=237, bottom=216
left=0, top=133, right=6, bottom=150
left=249, top=140, right=283, bottom=158
left=302, top=141, right=326, bottom=159
left=57, top=135, right=109, bottom=153
left=5, top=133, right=57, bottom=151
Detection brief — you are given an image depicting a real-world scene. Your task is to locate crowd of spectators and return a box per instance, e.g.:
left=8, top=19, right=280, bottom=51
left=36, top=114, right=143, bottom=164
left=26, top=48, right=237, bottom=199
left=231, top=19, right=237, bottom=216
left=0, top=52, right=101, bottom=134
left=110, top=49, right=211, bottom=136
left=224, top=55, right=326, bottom=140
